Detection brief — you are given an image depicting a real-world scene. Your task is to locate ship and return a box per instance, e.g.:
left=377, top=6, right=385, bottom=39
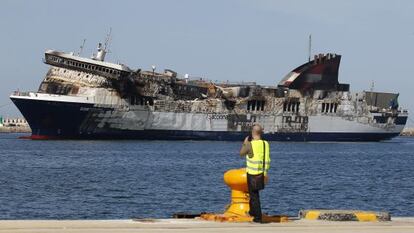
left=10, top=41, right=408, bottom=141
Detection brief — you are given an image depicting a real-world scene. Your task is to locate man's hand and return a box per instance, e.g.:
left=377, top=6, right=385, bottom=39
left=243, top=136, right=250, bottom=144
left=240, top=136, right=251, bottom=157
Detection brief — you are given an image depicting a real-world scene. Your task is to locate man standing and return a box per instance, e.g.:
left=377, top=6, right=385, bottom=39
left=239, top=124, right=270, bottom=223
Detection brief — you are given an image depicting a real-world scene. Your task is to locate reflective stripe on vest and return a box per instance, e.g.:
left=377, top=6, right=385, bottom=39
left=246, top=158, right=271, bottom=165
left=246, top=139, right=271, bottom=175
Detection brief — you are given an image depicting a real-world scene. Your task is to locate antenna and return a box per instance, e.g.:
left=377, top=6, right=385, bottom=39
left=104, top=27, right=112, bottom=52
left=77, top=39, right=86, bottom=56
left=308, top=34, right=312, bottom=62
left=370, top=80, right=375, bottom=109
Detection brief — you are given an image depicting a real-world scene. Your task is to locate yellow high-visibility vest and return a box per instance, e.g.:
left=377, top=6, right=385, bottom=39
left=246, top=139, right=270, bottom=175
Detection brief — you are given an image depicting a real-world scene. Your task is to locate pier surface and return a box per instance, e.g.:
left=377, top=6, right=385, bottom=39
left=1, top=218, right=414, bottom=233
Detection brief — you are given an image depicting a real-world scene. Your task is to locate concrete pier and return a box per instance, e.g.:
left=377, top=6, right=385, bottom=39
left=1, top=218, right=414, bottom=233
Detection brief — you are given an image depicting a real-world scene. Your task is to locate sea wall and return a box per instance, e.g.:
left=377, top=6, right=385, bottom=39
left=401, top=127, right=414, bottom=136
left=0, top=126, right=31, bottom=133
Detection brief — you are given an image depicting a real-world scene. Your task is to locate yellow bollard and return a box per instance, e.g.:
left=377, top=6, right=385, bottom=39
left=200, top=168, right=288, bottom=223
left=222, top=168, right=251, bottom=221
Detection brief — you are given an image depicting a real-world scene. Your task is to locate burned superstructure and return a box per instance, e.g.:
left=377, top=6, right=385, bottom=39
left=10, top=42, right=408, bottom=141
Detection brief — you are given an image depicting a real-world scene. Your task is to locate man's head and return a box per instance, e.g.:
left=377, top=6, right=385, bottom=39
left=251, top=123, right=263, bottom=138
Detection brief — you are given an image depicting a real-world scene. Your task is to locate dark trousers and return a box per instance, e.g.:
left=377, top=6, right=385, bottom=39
left=247, top=173, right=262, bottom=221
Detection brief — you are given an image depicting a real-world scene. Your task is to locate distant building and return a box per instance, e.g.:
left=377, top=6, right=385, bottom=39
left=1, top=117, right=29, bottom=127
left=0, top=116, right=31, bottom=133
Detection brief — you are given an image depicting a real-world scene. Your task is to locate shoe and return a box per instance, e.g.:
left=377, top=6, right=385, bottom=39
left=253, top=218, right=262, bottom=223
left=253, top=219, right=270, bottom=224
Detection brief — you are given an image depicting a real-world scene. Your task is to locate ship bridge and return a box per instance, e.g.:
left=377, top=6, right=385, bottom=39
left=44, top=49, right=132, bottom=80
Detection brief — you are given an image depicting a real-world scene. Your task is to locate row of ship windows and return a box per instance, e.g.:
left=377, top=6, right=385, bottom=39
left=177, top=85, right=198, bottom=92
left=283, top=101, right=300, bottom=113
left=130, top=96, right=154, bottom=106
left=282, top=102, right=339, bottom=113
left=127, top=98, right=340, bottom=114
left=322, top=103, right=338, bottom=113
left=47, top=55, right=121, bottom=75
left=247, top=100, right=265, bottom=111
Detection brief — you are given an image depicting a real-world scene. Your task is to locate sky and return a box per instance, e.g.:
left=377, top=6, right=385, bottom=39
left=0, top=0, right=413, bottom=124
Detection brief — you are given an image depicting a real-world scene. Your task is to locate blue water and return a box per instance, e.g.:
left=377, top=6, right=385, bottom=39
left=0, top=133, right=413, bottom=219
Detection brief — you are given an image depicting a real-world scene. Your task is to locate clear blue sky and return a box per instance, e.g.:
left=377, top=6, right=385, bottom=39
left=1, top=0, right=413, bottom=124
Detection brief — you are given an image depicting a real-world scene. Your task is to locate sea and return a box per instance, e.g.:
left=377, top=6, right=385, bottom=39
left=0, top=133, right=413, bottom=219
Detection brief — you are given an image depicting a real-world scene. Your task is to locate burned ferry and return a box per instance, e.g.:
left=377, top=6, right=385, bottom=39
left=10, top=42, right=408, bottom=141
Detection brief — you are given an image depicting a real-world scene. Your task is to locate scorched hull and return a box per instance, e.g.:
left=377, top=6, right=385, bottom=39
left=11, top=96, right=401, bottom=142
